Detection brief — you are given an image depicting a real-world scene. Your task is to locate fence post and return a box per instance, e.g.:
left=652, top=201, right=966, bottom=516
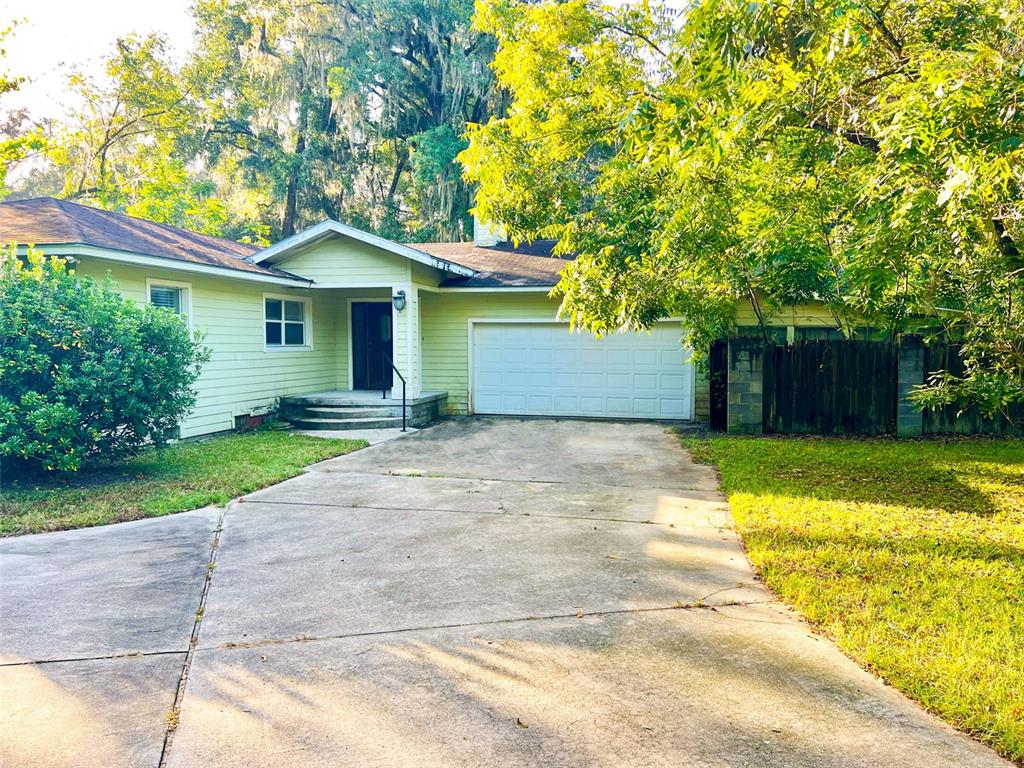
left=727, top=338, right=764, bottom=435
left=896, top=335, right=925, bottom=437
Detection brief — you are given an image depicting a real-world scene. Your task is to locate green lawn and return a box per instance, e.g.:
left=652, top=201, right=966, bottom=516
left=1, top=430, right=366, bottom=536
left=685, top=435, right=1024, bottom=763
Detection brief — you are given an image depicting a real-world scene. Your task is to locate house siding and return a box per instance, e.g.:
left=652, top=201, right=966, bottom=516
left=74, top=259, right=340, bottom=438
left=736, top=300, right=837, bottom=328
left=272, top=239, right=411, bottom=284
left=75, top=249, right=838, bottom=431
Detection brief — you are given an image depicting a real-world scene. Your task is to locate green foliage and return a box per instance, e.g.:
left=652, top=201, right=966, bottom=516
left=464, top=0, right=1024, bottom=407
left=11, top=1, right=502, bottom=243
left=0, top=24, right=46, bottom=197
left=0, top=248, right=210, bottom=473
left=687, top=435, right=1024, bottom=762
left=40, top=35, right=233, bottom=237
left=1, top=430, right=366, bottom=535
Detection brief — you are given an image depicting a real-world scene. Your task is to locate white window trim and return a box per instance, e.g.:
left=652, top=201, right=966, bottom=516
left=146, top=278, right=193, bottom=330
left=263, top=292, right=314, bottom=351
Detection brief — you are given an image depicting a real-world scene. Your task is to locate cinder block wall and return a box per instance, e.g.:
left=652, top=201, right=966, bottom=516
left=693, top=367, right=710, bottom=423
left=896, top=336, right=925, bottom=436
left=726, top=339, right=764, bottom=434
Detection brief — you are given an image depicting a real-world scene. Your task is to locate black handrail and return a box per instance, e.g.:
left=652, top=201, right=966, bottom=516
left=382, top=352, right=407, bottom=432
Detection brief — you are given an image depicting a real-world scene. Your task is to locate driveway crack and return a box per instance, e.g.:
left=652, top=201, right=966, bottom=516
left=198, top=599, right=773, bottom=653
left=157, top=503, right=228, bottom=768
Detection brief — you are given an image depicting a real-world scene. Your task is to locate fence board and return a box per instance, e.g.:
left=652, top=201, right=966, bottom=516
left=922, top=343, right=1024, bottom=435
left=763, top=340, right=896, bottom=435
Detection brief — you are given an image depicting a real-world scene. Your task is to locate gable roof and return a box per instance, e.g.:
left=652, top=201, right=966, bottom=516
left=247, top=219, right=477, bottom=277
left=416, top=240, right=570, bottom=288
left=0, top=197, right=298, bottom=279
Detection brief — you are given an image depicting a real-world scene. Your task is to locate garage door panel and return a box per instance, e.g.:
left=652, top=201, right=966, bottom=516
left=472, top=322, right=693, bottom=420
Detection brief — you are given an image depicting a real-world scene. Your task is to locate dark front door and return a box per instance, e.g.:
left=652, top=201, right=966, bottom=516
left=352, top=302, right=393, bottom=390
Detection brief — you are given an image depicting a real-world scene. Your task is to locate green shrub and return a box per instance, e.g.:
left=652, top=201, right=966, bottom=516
left=0, top=248, right=209, bottom=473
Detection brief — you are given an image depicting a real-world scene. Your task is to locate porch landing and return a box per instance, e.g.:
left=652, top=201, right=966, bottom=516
left=280, top=390, right=447, bottom=431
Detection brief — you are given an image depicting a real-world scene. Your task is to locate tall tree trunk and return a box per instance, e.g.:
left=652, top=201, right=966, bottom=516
left=281, top=85, right=311, bottom=239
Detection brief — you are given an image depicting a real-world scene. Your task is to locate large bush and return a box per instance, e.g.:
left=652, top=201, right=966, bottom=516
left=0, top=248, right=209, bottom=473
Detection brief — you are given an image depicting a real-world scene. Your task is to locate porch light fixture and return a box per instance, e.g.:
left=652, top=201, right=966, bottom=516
left=392, top=290, right=407, bottom=312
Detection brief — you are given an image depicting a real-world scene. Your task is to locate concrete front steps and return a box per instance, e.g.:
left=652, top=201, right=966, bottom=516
left=281, top=391, right=448, bottom=431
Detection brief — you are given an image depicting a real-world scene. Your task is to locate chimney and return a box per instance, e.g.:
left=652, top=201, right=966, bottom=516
left=473, top=214, right=505, bottom=247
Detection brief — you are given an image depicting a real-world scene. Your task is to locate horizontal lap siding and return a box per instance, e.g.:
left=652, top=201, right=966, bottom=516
left=275, top=239, right=410, bottom=284
left=75, top=260, right=339, bottom=437
left=420, top=291, right=560, bottom=414
left=736, top=301, right=836, bottom=327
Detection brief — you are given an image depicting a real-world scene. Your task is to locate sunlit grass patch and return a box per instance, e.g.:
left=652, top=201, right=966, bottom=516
left=685, top=435, right=1024, bottom=763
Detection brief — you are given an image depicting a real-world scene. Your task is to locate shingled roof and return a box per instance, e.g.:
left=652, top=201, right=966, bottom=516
left=0, top=197, right=298, bottom=279
left=415, top=240, right=571, bottom=288
left=0, top=197, right=571, bottom=288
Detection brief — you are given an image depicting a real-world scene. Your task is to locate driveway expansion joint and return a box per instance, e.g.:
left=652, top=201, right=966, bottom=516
left=239, top=498, right=727, bottom=529
left=196, top=598, right=774, bottom=654
left=0, top=648, right=188, bottom=668
left=316, top=468, right=710, bottom=491
left=157, top=503, right=228, bottom=768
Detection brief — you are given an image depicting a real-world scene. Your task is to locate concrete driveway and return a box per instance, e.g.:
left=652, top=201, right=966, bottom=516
left=0, top=419, right=1011, bottom=768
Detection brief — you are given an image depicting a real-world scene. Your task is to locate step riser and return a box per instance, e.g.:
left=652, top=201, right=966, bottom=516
left=292, top=418, right=405, bottom=431
left=282, top=397, right=410, bottom=408
left=300, top=407, right=401, bottom=419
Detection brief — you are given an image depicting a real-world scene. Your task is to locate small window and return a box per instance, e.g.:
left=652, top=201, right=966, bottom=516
left=147, top=280, right=191, bottom=326
left=264, top=297, right=309, bottom=348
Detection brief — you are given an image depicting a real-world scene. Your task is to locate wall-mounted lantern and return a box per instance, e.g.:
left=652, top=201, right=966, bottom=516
left=392, top=290, right=407, bottom=313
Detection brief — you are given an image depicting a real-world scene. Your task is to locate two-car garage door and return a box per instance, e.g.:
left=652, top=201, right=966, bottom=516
left=471, top=322, right=693, bottom=419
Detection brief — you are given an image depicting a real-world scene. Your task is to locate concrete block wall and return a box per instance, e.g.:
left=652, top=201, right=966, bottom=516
left=896, top=336, right=925, bottom=437
left=693, top=367, right=710, bottom=424
left=727, top=339, right=764, bottom=434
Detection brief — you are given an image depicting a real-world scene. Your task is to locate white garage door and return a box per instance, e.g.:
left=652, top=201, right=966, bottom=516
left=471, top=322, right=693, bottom=419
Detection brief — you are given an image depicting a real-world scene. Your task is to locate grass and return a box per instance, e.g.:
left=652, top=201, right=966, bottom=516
left=684, top=435, right=1024, bottom=763
left=1, top=430, right=366, bottom=536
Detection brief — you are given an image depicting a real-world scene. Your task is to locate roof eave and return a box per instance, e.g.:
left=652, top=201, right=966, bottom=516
left=17, top=243, right=313, bottom=286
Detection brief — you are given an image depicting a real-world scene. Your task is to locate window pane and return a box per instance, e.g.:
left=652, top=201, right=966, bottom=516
left=265, top=298, right=282, bottom=320
left=284, top=300, right=304, bottom=322
left=150, top=286, right=181, bottom=313
left=265, top=322, right=282, bottom=345
left=284, top=322, right=304, bottom=345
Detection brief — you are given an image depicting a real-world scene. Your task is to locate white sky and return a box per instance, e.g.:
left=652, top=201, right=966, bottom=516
left=2, top=0, right=195, bottom=120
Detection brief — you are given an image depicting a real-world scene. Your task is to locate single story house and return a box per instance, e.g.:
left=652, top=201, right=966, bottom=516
left=1, top=197, right=834, bottom=437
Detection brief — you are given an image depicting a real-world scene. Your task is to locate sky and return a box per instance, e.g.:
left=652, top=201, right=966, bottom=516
left=2, top=0, right=195, bottom=120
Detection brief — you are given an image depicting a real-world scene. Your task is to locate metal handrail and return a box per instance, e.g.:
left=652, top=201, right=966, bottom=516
left=381, top=352, right=407, bottom=432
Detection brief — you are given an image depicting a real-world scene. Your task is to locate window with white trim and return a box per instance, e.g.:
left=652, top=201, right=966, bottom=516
left=265, top=296, right=310, bottom=347
left=147, top=279, right=191, bottom=326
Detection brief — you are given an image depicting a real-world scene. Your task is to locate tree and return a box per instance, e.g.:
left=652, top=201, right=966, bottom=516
left=43, top=34, right=235, bottom=237
left=0, top=248, right=209, bottom=473
left=0, top=24, right=46, bottom=198
left=12, top=2, right=502, bottom=243
left=187, top=0, right=502, bottom=240
left=462, top=0, right=1024, bottom=414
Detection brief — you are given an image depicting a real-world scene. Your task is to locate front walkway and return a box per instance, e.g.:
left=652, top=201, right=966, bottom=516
left=0, top=419, right=1011, bottom=767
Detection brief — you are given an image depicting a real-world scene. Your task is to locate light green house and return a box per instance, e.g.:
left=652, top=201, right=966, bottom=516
left=1, top=198, right=835, bottom=437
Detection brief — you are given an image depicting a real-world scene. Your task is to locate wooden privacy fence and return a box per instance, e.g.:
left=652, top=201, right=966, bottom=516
left=921, top=343, right=1024, bottom=435
left=762, top=340, right=897, bottom=435
left=719, top=337, right=1024, bottom=436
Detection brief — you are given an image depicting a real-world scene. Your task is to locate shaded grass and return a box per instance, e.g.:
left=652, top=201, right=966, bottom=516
left=684, top=435, right=1024, bottom=764
left=1, top=431, right=366, bottom=536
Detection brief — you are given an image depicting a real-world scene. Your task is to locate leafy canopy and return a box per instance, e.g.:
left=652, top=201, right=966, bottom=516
left=462, top=0, right=1024, bottom=413
left=6, top=1, right=503, bottom=243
